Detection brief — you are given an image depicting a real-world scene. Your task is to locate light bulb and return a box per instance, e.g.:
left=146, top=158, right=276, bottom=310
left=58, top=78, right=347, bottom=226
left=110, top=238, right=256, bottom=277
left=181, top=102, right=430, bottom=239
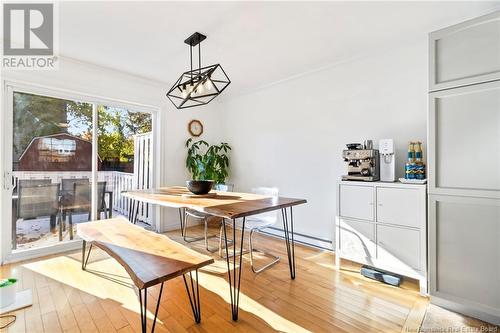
left=181, top=90, right=187, bottom=99
left=206, top=79, right=213, bottom=91
left=198, top=82, right=205, bottom=94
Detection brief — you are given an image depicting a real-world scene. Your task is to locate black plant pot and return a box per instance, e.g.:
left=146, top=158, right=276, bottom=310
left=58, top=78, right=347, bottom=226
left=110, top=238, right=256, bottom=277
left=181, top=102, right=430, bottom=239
left=186, top=180, right=215, bottom=195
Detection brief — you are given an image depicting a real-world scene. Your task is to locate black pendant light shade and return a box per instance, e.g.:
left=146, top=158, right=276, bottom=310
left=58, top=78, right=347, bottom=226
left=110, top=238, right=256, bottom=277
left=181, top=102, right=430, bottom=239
left=166, top=32, right=230, bottom=109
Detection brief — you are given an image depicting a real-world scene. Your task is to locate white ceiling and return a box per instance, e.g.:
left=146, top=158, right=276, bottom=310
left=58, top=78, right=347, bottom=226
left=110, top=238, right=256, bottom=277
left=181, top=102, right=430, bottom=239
left=60, top=1, right=500, bottom=96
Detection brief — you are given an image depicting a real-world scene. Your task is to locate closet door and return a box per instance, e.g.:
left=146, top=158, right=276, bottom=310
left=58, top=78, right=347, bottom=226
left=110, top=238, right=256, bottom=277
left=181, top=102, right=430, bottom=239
left=429, top=11, right=500, bottom=91
left=428, top=80, right=500, bottom=199
left=429, top=195, right=500, bottom=324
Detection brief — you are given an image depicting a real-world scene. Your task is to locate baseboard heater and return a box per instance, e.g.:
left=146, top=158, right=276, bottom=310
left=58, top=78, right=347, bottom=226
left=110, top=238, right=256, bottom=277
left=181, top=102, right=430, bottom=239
left=360, top=265, right=402, bottom=287
left=260, top=226, right=333, bottom=251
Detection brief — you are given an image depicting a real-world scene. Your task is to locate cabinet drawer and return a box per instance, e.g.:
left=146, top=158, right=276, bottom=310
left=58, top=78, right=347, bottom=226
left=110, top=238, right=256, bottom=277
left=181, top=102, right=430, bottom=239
left=339, top=219, right=376, bottom=262
left=339, top=184, right=374, bottom=221
left=377, top=225, right=421, bottom=271
left=376, top=187, right=423, bottom=228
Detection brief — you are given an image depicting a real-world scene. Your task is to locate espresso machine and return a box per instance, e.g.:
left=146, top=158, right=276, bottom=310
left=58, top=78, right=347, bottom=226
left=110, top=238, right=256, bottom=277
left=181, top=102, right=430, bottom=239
left=342, top=140, right=380, bottom=181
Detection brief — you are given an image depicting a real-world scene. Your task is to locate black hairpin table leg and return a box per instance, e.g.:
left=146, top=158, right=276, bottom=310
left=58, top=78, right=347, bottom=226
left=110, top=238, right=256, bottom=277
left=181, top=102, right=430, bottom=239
left=81, top=240, right=93, bottom=270
left=281, top=206, right=296, bottom=279
left=178, top=208, right=186, bottom=236
left=222, top=217, right=245, bottom=321
left=138, top=282, right=164, bottom=333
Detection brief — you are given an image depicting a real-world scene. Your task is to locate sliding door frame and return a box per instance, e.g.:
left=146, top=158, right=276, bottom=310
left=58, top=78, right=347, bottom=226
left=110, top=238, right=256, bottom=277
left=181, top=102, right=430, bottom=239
left=1, top=79, right=161, bottom=264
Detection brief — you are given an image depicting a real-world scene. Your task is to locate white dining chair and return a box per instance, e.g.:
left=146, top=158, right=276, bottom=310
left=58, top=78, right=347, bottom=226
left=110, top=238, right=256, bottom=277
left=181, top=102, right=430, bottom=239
left=219, top=187, right=280, bottom=273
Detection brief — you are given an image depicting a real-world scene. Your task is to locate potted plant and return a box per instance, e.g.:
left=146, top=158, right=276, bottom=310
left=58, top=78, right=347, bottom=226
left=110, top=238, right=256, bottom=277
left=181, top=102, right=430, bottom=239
left=0, top=278, right=17, bottom=308
left=185, top=138, right=231, bottom=194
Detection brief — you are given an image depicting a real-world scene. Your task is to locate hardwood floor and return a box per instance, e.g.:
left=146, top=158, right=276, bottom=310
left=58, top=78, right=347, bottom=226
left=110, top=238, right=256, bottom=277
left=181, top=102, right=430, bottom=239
left=1, top=225, right=429, bottom=333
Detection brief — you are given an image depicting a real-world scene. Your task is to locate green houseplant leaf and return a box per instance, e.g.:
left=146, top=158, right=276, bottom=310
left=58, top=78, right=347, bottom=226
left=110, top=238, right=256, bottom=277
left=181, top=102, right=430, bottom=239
left=185, top=139, right=231, bottom=184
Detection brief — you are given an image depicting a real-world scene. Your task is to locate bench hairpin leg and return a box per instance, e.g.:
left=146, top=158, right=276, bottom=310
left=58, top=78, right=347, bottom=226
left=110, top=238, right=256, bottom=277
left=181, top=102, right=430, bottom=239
left=151, top=282, right=164, bottom=332
left=139, top=288, right=146, bottom=333
left=81, top=240, right=93, bottom=270
left=222, top=217, right=245, bottom=321
left=138, top=284, right=164, bottom=333
left=183, top=270, right=201, bottom=323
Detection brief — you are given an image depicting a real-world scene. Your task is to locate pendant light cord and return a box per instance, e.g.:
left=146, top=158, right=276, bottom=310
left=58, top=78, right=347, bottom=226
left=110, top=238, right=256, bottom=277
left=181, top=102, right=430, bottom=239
left=189, top=44, right=193, bottom=80
left=198, top=42, right=201, bottom=74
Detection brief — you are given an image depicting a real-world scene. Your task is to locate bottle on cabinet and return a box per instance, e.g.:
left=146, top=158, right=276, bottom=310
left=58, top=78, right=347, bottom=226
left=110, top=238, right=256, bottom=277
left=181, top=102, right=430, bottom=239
left=414, top=141, right=426, bottom=180
left=405, top=141, right=426, bottom=180
left=405, top=142, right=416, bottom=179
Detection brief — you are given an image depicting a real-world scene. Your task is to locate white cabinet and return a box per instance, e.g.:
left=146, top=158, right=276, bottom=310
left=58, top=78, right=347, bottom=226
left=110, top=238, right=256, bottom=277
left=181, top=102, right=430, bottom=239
left=429, top=10, right=500, bottom=325
left=339, top=184, right=374, bottom=221
left=336, top=181, right=427, bottom=295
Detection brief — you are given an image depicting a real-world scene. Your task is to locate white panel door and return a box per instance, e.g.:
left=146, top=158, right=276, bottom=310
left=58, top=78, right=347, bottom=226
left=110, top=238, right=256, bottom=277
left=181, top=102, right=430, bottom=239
left=430, top=10, right=500, bottom=91
left=376, top=187, right=422, bottom=228
left=377, top=225, right=421, bottom=272
left=429, top=80, right=500, bottom=198
left=339, top=184, right=374, bottom=221
left=429, top=195, right=500, bottom=318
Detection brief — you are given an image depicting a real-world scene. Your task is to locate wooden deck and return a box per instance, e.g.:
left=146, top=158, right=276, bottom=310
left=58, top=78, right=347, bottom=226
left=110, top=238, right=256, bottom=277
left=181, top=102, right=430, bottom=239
left=1, top=225, right=430, bottom=333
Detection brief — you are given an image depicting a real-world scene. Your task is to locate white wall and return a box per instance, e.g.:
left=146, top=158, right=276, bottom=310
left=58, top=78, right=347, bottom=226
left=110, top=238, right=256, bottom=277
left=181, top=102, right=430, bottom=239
left=218, top=38, right=428, bottom=247
left=0, top=57, right=223, bottom=249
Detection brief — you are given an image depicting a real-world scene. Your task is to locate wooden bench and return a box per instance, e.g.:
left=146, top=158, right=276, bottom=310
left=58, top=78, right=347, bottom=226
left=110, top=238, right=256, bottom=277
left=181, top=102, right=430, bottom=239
left=77, top=217, right=214, bottom=333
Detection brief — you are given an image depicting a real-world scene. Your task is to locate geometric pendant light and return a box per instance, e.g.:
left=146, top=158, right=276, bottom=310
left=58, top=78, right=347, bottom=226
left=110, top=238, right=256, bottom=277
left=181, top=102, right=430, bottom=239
left=166, top=32, right=231, bottom=109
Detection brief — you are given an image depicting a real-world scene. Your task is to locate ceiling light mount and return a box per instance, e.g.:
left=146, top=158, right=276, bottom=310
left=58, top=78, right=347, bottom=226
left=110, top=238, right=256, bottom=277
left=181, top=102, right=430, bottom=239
left=166, top=32, right=230, bottom=109
left=184, top=32, right=206, bottom=46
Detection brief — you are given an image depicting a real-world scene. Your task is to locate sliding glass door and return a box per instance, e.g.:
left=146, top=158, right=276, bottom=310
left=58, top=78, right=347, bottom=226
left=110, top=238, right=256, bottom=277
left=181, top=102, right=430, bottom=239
left=11, top=91, right=94, bottom=251
left=4, top=84, right=155, bottom=256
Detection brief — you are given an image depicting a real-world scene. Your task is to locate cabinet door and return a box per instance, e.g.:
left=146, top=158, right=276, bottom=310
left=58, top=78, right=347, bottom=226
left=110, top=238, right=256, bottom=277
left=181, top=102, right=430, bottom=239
left=429, top=80, right=500, bottom=199
left=430, top=11, right=500, bottom=91
left=377, top=225, right=421, bottom=272
left=339, top=184, right=374, bottom=221
left=339, top=219, right=376, bottom=263
left=429, top=195, right=500, bottom=318
left=376, top=187, right=423, bottom=228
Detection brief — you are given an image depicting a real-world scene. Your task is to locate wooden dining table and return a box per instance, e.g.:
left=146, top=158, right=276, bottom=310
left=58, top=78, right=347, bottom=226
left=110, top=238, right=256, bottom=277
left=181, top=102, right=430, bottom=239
left=122, top=186, right=307, bottom=321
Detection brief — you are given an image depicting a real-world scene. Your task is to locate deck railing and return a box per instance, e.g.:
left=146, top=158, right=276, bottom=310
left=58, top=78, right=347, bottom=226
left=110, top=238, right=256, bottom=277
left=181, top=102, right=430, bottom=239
left=12, top=170, right=152, bottom=224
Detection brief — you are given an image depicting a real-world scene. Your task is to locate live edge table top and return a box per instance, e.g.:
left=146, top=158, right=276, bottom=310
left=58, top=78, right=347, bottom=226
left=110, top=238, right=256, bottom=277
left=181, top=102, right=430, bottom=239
left=122, top=186, right=307, bottom=219
left=77, top=217, right=214, bottom=289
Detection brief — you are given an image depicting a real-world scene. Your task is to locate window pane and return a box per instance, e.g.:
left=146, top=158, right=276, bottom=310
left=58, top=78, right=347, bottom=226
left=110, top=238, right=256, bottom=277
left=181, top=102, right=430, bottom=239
left=97, top=106, right=152, bottom=225
left=12, top=92, right=94, bottom=250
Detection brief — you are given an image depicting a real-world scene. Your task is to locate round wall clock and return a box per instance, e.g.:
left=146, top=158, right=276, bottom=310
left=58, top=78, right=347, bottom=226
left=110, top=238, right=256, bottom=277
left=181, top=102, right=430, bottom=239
left=188, top=119, right=203, bottom=137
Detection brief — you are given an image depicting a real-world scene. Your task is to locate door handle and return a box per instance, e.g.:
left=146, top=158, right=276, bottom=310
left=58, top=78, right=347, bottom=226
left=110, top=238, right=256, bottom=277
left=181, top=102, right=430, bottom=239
left=3, top=171, right=13, bottom=190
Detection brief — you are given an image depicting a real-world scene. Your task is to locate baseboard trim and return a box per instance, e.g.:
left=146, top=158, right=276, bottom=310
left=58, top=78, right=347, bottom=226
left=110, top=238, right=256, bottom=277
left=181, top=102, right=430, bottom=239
left=430, top=295, right=500, bottom=326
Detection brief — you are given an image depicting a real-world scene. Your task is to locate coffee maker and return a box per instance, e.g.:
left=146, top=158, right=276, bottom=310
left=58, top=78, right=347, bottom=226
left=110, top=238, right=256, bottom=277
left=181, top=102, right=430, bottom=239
left=342, top=140, right=380, bottom=181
